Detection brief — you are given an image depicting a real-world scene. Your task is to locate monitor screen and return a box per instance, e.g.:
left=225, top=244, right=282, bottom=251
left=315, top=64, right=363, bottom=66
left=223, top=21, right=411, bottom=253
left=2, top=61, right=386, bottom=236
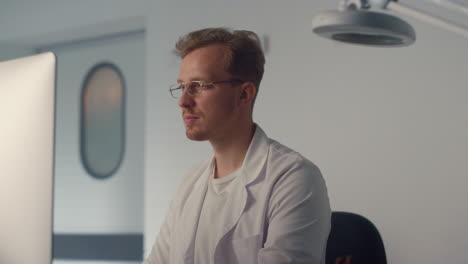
left=0, top=52, right=56, bottom=264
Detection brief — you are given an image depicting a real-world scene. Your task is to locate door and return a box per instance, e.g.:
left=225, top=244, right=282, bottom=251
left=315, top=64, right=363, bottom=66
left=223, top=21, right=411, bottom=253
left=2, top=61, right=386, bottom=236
left=39, top=31, right=145, bottom=264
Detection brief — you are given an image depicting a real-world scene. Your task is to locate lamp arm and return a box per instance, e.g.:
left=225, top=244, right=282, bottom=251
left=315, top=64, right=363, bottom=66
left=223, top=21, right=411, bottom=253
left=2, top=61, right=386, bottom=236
left=388, top=1, right=468, bottom=38
left=421, top=0, right=468, bottom=16
left=339, top=0, right=371, bottom=10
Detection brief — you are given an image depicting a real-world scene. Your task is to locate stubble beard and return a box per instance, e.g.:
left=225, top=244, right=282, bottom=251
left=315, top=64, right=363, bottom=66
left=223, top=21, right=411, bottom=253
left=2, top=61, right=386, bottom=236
left=185, top=125, right=209, bottom=141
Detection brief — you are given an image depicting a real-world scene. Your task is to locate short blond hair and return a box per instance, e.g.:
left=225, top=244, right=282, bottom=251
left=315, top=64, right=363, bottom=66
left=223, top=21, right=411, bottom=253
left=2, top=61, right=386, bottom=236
left=175, top=27, right=265, bottom=103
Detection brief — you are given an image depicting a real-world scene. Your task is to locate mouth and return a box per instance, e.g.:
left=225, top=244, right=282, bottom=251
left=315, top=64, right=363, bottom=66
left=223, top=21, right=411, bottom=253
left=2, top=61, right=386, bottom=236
left=183, top=114, right=199, bottom=125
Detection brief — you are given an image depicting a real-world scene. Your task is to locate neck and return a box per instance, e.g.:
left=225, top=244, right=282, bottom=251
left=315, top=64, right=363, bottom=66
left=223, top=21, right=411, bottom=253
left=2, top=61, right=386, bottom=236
left=210, top=122, right=256, bottom=179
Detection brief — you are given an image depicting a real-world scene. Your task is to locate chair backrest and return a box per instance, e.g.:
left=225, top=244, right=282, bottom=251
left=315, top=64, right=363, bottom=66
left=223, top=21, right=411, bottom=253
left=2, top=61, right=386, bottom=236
left=326, top=211, right=387, bottom=264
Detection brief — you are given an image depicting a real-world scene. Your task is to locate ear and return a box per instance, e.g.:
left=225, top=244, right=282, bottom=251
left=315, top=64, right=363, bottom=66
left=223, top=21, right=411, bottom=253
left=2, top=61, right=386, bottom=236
left=239, top=82, right=257, bottom=106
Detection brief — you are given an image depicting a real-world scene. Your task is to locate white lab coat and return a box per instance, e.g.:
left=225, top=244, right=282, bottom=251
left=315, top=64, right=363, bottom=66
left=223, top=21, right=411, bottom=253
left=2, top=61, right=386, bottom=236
left=144, top=125, right=331, bottom=264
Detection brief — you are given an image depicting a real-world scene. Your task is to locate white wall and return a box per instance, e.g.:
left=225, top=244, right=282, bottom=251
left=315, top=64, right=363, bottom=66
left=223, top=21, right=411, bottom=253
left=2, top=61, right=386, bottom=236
left=144, top=1, right=468, bottom=263
left=0, top=44, right=33, bottom=61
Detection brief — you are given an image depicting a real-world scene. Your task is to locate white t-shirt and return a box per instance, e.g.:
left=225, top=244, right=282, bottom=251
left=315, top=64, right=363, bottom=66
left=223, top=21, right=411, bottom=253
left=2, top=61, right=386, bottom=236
left=194, top=166, right=241, bottom=264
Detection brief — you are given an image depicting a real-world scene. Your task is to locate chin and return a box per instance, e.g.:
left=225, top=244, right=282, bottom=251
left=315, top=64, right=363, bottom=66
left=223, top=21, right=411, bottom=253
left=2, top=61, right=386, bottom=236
left=185, top=128, right=209, bottom=141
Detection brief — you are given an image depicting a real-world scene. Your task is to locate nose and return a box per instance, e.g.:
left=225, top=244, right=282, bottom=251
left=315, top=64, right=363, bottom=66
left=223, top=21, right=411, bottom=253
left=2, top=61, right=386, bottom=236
left=178, top=88, right=195, bottom=109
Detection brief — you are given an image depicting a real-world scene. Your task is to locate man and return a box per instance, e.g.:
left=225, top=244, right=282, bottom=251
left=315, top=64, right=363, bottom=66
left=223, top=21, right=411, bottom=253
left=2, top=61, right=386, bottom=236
left=144, top=27, right=331, bottom=264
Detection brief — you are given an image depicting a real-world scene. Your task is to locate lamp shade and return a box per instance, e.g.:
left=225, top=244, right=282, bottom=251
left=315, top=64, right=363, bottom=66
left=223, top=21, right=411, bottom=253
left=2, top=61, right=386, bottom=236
left=312, top=9, right=416, bottom=47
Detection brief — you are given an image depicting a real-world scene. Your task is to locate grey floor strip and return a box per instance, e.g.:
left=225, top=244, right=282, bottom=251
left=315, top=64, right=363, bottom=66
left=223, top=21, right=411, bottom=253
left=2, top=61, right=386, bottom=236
left=53, top=233, right=143, bottom=261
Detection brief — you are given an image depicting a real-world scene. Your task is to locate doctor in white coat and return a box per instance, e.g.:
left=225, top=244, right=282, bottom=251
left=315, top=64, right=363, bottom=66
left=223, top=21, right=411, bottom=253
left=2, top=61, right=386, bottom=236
left=144, top=27, right=331, bottom=264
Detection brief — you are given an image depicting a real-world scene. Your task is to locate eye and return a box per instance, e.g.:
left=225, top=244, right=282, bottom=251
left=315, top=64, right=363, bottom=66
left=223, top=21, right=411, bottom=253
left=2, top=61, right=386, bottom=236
left=187, top=81, right=202, bottom=92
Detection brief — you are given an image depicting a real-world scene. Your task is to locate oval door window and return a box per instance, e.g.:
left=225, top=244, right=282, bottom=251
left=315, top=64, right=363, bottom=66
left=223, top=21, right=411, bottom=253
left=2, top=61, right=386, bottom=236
left=81, top=63, right=125, bottom=179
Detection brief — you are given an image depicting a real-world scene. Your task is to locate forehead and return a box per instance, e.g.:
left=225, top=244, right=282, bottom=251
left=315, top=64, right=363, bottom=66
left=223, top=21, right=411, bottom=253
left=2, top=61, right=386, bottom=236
left=178, top=44, right=231, bottom=82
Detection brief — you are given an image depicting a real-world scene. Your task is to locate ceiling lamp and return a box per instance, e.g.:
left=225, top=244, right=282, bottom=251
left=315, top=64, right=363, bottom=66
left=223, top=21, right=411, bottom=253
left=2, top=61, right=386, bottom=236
left=313, top=0, right=468, bottom=47
left=312, top=0, right=416, bottom=47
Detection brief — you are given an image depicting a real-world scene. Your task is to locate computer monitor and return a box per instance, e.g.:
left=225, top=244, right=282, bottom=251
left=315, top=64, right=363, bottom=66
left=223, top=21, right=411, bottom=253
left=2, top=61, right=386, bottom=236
left=0, top=52, right=56, bottom=264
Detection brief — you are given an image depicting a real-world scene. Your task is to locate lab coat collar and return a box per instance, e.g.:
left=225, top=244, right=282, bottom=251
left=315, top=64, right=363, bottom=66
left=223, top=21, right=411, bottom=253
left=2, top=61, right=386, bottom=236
left=239, top=124, right=270, bottom=186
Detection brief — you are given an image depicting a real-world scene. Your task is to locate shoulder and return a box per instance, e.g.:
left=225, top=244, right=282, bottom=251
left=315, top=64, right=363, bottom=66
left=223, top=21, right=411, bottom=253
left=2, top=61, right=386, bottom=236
left=265, top=138, right=330, bottom=218
left=267, top=138, right=322, bottom=179
left=264, top=138, right=327, bottom=197
left=181, top=158, right=211, bottom=183
left=183, top=158, right=212, bottom=182
left=173, top=158, right=211, bottom=198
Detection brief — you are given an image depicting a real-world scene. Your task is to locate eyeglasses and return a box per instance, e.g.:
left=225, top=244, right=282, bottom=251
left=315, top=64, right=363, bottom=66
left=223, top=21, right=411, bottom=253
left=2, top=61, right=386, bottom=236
left=169, top=79, right=244, bottom=99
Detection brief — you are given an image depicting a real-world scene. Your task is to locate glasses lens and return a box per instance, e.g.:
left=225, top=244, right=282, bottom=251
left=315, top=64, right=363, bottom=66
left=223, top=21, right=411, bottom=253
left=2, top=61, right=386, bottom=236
left=170, top=84, right=182, bottom=98
left=187, top=81, right=201, bottom=95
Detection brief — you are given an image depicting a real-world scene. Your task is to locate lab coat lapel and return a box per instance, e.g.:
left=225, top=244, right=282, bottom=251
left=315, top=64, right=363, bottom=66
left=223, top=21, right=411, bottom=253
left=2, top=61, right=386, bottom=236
left=215, top=125, right=270, bottom=246
left=218, top=172, right=248, bottom=238
left=179, top=159, right=212, bottom=263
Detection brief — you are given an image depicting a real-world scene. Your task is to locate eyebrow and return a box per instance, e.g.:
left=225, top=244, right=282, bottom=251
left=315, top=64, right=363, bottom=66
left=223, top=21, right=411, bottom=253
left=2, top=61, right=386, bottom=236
left=176, top=77, right=208, bottom=83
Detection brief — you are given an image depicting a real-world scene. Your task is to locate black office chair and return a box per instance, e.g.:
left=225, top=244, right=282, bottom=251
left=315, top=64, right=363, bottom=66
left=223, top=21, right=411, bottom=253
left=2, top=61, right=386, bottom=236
left=326, top=211, right=387, bottom=264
